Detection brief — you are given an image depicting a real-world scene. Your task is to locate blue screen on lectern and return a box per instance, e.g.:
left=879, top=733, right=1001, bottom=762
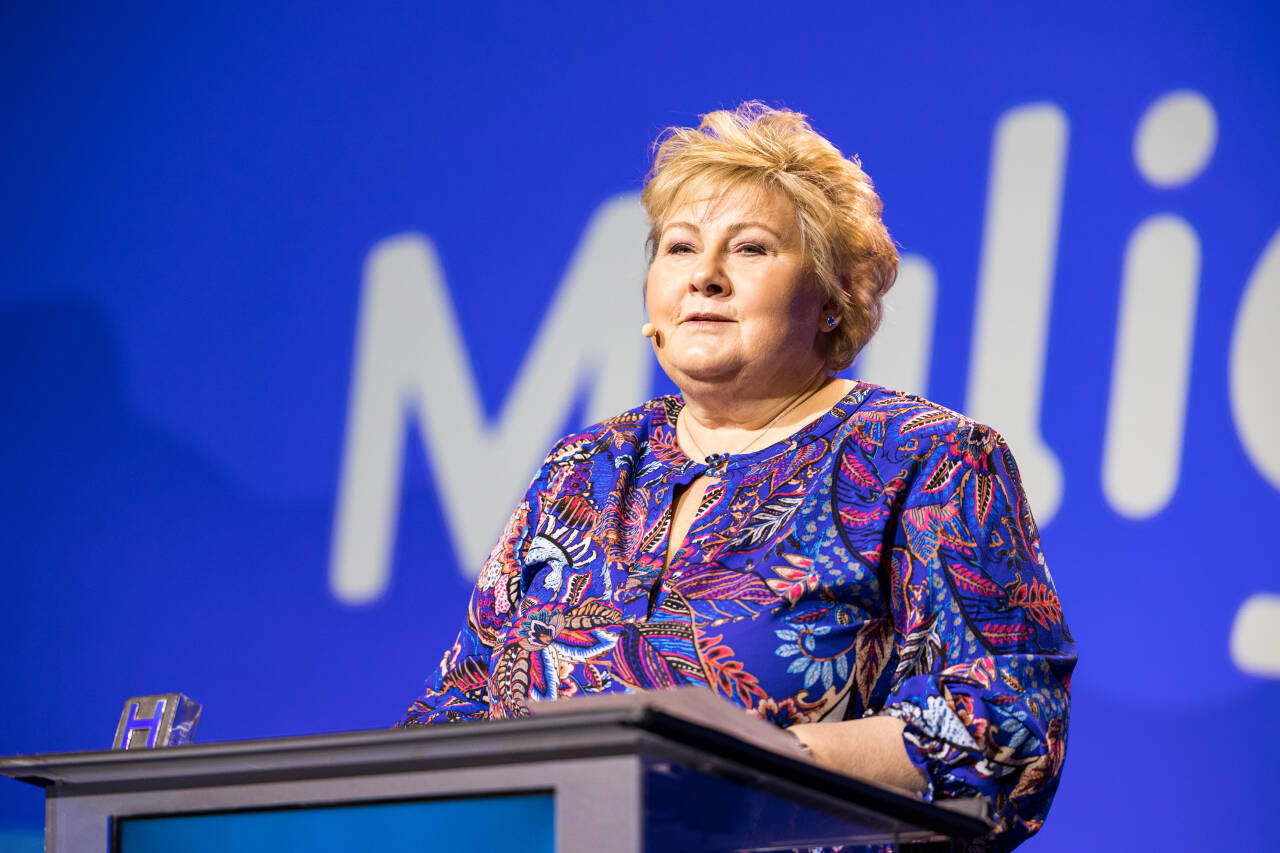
left=115, top=792, right=553, bottom=853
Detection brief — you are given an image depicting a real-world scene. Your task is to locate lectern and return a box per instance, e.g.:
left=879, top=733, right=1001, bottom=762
left=0, top=691, right=989, bottom=851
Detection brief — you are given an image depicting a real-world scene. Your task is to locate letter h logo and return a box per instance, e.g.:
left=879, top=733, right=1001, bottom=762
left=112, top=694, right=202, bottom=750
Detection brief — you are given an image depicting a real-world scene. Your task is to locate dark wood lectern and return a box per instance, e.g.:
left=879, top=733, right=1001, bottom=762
left=0, top=691, right=989, bottom=851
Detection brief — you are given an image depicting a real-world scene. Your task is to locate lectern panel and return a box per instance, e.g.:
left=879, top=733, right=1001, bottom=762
left=115, top=792, right=553, bottom=853
left=647, top=759, right=924, bottom=851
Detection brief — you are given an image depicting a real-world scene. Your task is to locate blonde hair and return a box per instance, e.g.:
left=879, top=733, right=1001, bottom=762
left=642, top=102, right=898, bottom=371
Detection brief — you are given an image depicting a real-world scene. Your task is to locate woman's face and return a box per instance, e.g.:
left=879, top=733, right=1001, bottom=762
left=645, top=183, right=829, bottom=393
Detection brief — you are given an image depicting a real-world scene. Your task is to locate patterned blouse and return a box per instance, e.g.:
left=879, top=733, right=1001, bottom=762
left=401, top=383, right=1075, bottom=850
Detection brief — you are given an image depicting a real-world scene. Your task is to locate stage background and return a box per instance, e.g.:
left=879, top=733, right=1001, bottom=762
left=2, top=2, right=1278, bottom=849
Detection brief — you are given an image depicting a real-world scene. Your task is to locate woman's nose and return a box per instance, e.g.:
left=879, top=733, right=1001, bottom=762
left=690, top=255, right=730, bottom=296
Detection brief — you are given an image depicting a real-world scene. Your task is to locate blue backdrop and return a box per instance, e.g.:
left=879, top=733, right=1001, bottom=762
left=3, top=2, right=1279, bottom=849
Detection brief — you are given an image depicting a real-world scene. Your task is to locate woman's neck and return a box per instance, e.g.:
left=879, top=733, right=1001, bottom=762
left=677, top=372, right=853, bottom=459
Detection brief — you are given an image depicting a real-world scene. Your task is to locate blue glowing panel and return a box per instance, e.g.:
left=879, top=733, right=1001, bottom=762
left=116, top=793, right=553, bottom=853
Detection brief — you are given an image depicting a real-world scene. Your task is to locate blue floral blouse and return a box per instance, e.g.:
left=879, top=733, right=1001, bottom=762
left=401, top=383, right=1075, bottom=850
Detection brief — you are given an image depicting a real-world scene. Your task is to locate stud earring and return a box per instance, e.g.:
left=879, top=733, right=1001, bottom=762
left=826, top=316, right=837, bottom=327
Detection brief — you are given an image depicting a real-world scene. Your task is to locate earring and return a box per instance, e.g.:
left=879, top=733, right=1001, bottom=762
left=825, top=316, right=837, bottom=328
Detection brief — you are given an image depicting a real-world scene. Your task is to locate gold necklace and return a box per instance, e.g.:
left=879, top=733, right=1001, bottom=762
left=680, top=375, right=830, bottom=473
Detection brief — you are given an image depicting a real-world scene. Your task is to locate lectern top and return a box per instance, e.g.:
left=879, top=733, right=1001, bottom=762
left=1, top=690, right=990, bottom=849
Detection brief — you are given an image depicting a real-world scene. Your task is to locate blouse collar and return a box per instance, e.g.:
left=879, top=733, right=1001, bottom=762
left=646, top=382, right=873, bottom=482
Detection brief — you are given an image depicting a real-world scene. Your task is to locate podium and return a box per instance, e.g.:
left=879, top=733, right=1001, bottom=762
left=0, top=691, right=990, bottom=851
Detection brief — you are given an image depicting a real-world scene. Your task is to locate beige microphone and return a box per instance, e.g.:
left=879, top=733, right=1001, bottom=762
left=641, top=323, right=657, bottom=338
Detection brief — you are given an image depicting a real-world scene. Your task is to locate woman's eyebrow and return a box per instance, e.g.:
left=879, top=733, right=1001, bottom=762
left=725, top=221, right=784, bottom=239
left=660, top=220, right=699, bottom=237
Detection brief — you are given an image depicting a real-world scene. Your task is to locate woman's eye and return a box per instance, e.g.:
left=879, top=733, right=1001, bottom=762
left=666, top=242, right=694, bottom=254
left=737, top=242, right=766, bottom=255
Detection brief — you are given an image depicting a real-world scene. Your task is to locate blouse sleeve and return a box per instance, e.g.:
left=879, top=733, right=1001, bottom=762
left=877, top=422, right=1075, bottom=851
left=398, top=444, right=562, bottom=726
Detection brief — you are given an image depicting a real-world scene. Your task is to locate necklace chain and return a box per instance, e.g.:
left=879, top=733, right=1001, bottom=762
left=680, top=375, right=830, bottom=470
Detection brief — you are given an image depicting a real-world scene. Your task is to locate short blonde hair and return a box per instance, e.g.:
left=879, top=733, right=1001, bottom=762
left=642, top=102, right=898, bottom=371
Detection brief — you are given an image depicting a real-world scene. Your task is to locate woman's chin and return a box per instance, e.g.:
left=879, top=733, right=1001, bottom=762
left=663, top=357, right=743, bottom=387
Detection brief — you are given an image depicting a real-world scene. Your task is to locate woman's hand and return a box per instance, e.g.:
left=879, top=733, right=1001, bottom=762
left=788, top=716, right=930, bottom=796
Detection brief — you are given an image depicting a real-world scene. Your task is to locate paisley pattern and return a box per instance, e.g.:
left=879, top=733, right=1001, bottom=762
left=401, top=384, right=1075, bottom=850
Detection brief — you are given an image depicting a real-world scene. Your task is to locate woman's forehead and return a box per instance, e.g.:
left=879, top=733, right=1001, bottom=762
left=663, top=179, right=797, bottom=230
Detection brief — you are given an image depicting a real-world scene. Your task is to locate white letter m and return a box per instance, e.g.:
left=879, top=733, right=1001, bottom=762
left=329, top=195, right=651, bottom=604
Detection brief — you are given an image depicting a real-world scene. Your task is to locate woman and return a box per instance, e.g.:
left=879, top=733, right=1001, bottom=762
left=401, top=103, right=1075, bottom=850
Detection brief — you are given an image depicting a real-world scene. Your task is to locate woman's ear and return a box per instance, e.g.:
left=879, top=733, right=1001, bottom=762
left=820, top=304, right=841, bottom=334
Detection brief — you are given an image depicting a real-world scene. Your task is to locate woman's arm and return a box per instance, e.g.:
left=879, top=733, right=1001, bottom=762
left=869, top=424, right=1073, bottom=847
left=788, top=716, right=928, bottom=795
left=400, top=440, right=566, bottom=725
left=815, top=416, right=1074, bottom=850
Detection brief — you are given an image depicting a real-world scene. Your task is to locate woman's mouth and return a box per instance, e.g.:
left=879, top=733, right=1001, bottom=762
left=681, top=313, right=734, bottom=326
